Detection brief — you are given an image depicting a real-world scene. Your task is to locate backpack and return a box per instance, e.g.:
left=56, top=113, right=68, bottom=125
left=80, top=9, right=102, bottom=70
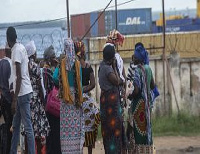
left=0, top=123, right=7, bottom=154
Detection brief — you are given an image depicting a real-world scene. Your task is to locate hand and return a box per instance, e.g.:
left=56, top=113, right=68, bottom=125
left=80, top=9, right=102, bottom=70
left=11, top=98, right=17, bottom=115
left=112, top=58, right=117, bottom=69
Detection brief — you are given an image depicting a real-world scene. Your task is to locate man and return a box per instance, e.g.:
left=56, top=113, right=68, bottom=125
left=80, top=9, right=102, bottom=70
left=6, top=26, right=35, bottom=154
left=0, top=45, right=14, bottom=153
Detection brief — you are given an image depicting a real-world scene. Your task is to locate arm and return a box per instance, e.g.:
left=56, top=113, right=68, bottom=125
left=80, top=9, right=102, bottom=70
left=12, top=62, right=22, bottom=114
left=108, top=60, right=121, bottom=86
left=83, top=72, right=95, bottom=93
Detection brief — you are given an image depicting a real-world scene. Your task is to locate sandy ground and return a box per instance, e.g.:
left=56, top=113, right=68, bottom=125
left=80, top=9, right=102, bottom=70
left=1, top=117, right=200, bottom=154
left=83, top=136, right=200, bottom=154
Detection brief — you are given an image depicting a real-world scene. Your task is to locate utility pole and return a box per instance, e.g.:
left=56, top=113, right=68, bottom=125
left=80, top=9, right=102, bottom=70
left=162, top=0, right=166, bottom=113
left=66, top=0, right=70, bottom=38
left=115, top=0, right=118, bottom=30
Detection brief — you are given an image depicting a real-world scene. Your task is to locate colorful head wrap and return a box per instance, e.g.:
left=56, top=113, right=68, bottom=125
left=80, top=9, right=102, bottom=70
left=106, top=29, right=125, bottom=46
left=25, top=41, right=36, bottom=57
left=64, top=38, right=76, bottom=71
left=74, top=41, right=85, bottom=58
left=134, top=42, right=149, bottom=65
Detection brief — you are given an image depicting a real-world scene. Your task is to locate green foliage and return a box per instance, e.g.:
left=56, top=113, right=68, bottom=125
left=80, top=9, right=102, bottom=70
left=152, top=112, right=200, bottom=136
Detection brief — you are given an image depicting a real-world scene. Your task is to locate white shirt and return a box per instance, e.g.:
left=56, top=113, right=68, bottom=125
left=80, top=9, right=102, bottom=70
left=115, top=52, right=125, bottom=82
left=11, top=43, right=33, bottom=96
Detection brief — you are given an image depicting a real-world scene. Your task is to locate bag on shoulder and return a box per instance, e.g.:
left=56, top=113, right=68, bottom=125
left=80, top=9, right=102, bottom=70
left=45, top=86, right=61, bottom=117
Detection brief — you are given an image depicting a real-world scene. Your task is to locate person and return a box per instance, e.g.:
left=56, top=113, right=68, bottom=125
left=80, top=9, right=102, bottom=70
left=126, top=42, right=156, bottom=154
left=25, top=41, right=50, bottom=154
left=74, top=41, right=101, bottom=154
left=59, top=39, right=84, bottom=154
left=106, top=29, right=127, bottom=153
left=0, top=44, right=14, bottom=153
left=6, top=26, right=35, bottom=154
left=42, top=45, right=61, bottom=154
left=98, top=44, right=123, bottom=154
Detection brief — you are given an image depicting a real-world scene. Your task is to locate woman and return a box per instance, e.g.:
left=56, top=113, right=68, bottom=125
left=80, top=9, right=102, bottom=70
left=25, top=41, right=50, bottom=154
left=127, top=43, right=155, bottom=154
left=74, top=41, right=101, bottom=154
left=98, top=44, right=123, bottom=154
left=42, top=45, right=61, bottom=154
left=59, top=39, right=84, bottom=154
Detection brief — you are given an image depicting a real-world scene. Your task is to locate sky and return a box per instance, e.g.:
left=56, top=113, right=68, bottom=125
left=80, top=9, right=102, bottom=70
left=0, top=0, right=197, bottom=23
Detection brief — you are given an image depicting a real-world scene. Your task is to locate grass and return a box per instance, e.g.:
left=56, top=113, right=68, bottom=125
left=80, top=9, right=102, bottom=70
left=152, top=112, right=200, bottom=137
left=96, top=112, right=200, bottom=140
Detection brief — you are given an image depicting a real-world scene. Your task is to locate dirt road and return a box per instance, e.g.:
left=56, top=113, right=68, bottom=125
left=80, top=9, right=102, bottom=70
left=83, top=136, right=200, bottom=154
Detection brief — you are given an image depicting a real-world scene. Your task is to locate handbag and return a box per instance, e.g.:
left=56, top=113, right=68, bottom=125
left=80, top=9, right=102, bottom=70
left=46, top=86, right=61, bottom=117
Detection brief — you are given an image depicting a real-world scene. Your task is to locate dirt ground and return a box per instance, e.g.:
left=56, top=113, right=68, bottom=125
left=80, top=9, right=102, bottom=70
left=83, top=136, right=200, bottom=154
left=1, top=117, right=200, bottom=154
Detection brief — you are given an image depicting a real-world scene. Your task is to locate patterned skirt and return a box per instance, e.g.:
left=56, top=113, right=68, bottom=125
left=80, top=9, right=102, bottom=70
left=60, top=103, right=85, bottom=154
left=100, top=88, right=122, bottom=154
left=130, top=97, right=153, bottom=154
left=82, top=93, right=101, bottom=148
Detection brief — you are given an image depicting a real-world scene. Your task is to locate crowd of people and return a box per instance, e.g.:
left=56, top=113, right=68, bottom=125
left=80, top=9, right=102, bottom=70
left=0, top=27, right=159, bottom=154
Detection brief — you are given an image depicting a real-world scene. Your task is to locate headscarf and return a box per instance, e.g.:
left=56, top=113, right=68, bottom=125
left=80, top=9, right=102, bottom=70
left=103, top=43, right=115, bottom=61
left=25, top=41, right=36, bottom=57
left=74, top=41, right=85, bottom=58
left=106, top=29, right=125, bottom=46
left=64, top=39, right=76, bottom=71
left=134, top=42, right=149, bottom=65
left=44, top=45, right=55, bottom=60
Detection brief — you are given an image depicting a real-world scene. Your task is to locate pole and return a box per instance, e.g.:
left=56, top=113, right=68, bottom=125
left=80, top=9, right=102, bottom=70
left=115, top=0, right=118, bottom=30
left=66, top=0, right=70, bottom=38
left=162, top=0, right=166, bottom=113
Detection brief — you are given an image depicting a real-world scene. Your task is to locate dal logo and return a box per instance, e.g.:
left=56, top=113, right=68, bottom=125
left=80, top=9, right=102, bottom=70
left=126, top=17, right=145, bottom=25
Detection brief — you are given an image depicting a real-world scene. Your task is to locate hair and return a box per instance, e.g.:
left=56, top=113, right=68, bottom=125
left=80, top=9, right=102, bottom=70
left=135, top=42, right=144, bottom=49
left=6, top=26, right=17, bottom=42
left=103, top=44, right=115, bottom=61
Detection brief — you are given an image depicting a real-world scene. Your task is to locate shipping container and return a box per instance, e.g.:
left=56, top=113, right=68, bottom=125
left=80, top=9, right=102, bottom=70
left=166, top=24, right=200, bottom=32
left=98, top=11, right=105, bottom=37
left=166, top=18, right=193, bottom=26
left=90, top=12, right=98, bottom=37
left=105, top=10, right=116, bottom=35
left=117, top=8, right=152, bottom=34
left=71, top=13, right=91, bottom=39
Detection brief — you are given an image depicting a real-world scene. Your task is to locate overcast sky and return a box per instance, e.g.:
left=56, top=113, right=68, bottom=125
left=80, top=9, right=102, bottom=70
left=0, top=0, right=197, bottom=23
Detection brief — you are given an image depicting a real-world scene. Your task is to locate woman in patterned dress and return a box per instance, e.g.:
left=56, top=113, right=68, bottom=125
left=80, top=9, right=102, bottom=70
left=74, top=41, right=101, bottom=154
left=98, top=44, right=123, bottom=154
left=127, top=43, right=156, bottom=154
left=59, top=39, right=84, bottom=154
left=25, top=41, right=50, bottom=154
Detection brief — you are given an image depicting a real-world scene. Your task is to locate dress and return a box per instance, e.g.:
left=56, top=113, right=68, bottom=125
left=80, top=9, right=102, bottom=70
left=127, top=64, right=154, bottom=154
left=81, top=65, right=100, bottom=148
left=98, top=61, right=122, bottom=154
left=60, top=65, right=85, bottom=154
left=29, top=61, right=50, bottom=138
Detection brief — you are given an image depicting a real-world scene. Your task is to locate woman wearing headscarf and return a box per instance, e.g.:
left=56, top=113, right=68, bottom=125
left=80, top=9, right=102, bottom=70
left=24, top=41, right=50, bottom=154
left=59, top=39, right=84, bottom=154
left=98, top=44, right=123, bottom=154
left=74, top=41, right=101, bottom=154
left=126, top=42, right=156, bottom=154
left=42, top=45, right=61, bottom=154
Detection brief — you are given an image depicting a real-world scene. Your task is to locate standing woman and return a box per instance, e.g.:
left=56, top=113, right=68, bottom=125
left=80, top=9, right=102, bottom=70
left=127, top=44, right=155, bottom=153
left=59, top=39, right=84, bottom=154
left=98, top=44, right=123, bottom=154
left=25, top=41, right=50, bottom=154
left=74, top=41, right=101, bottom=154
left=42, top=45, right=61, bottom=154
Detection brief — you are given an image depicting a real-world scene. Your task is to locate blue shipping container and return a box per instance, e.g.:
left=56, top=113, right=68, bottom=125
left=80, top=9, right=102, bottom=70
left=105, top=10, right=116, bottom=35
left=166, top=18, right=193, bottom=26
left=117, top=8, right=152, bottom=34
left=90, top=12, right=98, bottom=37
left=166, top=24, right=200, bottom=32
